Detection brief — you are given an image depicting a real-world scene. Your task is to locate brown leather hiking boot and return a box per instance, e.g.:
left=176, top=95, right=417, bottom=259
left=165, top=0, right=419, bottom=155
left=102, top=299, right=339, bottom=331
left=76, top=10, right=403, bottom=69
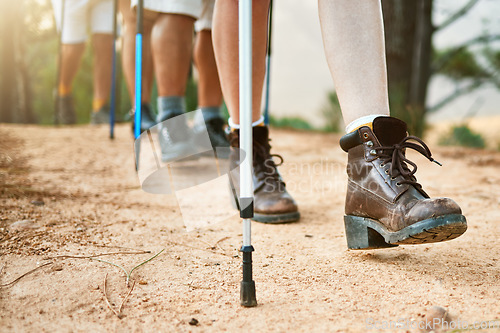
left=228, top=126, right=300, bottom=223
left=340, top=116, right=467, bottom=249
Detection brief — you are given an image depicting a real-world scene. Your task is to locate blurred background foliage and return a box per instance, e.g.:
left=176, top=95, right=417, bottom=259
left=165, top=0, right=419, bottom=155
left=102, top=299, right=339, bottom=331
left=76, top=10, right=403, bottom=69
left=438, top=124, right=486, bottom=148
left=0, top=0, right=499, bottom=145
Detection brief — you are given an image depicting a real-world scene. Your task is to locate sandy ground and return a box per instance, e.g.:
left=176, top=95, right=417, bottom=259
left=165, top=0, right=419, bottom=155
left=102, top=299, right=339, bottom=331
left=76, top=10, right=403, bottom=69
left=0, top=122, right=499, bottom=333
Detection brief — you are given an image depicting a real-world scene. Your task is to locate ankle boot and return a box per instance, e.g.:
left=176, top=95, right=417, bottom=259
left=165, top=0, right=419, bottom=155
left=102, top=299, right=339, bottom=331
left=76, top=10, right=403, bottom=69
left=228, top=126, right=300, bottom=223
left=340, top=116, right=467, bottom=249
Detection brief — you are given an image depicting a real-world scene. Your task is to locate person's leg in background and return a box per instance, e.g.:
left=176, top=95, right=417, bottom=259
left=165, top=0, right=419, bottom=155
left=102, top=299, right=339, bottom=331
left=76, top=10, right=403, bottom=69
left=88, top=0, right=115, bottom=124
left=51, top=0, right=88, bottom=124
left=152, top=13, right=195, bottom=123
left=193, top=0, right=229, bottom=153
left=318, top=0, right=466, bottom=248
left=212, top=0, right=300, bottom=223
left=90, top=33, right=113, bottom=123
left=133, top=0, right=201, bottom=161
left=119, top=0, right=156, bottom=131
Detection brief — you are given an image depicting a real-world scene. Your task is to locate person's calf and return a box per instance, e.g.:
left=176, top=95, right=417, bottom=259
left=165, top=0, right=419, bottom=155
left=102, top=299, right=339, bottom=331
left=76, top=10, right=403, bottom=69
left=91, top=33, right=113, bottom=108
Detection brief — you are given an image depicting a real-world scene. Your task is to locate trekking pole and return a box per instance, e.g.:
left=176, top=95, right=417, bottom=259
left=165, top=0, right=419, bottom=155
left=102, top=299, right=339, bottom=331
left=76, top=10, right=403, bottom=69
left=54, top=0, right=66, bottom=124
left=134, top=0, right=143, bottom=140
left=109, top=0, right=118, bottom=139
left=239, top=0, right=257, bottom=307
left=263, top=0, right=273, bottom=125
left=133, top=0, right=144, bottom=169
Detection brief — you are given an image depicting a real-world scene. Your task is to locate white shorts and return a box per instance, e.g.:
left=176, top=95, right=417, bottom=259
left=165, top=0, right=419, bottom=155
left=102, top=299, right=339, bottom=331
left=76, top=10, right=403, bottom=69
left=52, top=0, right=114, bottom=44
left=195, top=0, right=215, bottom=32
left=130, top=0, right=214, bottom=31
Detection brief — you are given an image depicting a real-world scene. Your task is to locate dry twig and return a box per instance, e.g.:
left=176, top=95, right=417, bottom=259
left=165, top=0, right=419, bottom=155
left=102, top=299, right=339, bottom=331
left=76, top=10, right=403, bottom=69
left=90, top=249, right=165, bottom=287
left=102, top=273, right=121, bottom=318
left=44, top=250, right=150, bottom=261
left=213, top=236, right=230, bottom=252
left=0, top=262, right=53, bottom=288
left=118, top=280, right=136, bottom=314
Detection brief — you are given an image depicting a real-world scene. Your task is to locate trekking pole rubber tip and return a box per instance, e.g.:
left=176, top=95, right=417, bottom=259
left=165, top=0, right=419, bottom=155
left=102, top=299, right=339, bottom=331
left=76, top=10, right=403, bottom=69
left=240, top=281, right=257, bottom=307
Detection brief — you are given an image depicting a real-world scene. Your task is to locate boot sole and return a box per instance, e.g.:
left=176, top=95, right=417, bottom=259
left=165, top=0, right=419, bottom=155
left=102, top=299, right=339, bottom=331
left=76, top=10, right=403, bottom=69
left=253, top=211, right=301, bottom=224
left=228, top=184, right=300, bottom=224
left=344, top=214, right=467, bottom=250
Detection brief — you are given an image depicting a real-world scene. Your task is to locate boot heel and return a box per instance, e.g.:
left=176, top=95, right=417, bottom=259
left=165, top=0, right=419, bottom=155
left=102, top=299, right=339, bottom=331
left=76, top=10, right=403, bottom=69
left=344, top=215, right=398, bottom=250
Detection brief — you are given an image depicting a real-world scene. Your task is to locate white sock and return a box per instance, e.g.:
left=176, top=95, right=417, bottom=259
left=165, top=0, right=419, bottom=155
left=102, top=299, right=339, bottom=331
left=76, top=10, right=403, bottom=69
left=345, top=114, right=387, bottom=133
left=228, top=116, right=264, bottom=129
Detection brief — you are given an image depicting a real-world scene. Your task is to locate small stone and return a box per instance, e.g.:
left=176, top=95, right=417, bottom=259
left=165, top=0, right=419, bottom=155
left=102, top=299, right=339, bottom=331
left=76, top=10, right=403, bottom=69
left=11, top=220, right=39, bottom=230
left=138, top=280, right=148, bottom=285
left=189, top=318, right=199, bottom=326
left=51, top=264, right=63, bottom=272
left=305, top=234, right=313, bottom=238
left=423, top=306, right=451, bottom=332
left=31, top=200, right=45, bottom=206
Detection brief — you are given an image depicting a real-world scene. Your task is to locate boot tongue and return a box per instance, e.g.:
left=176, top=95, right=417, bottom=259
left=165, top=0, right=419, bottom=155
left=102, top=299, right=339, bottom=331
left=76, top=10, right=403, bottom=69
left=252, top=126, right=270, bottom=146
left=372, top=116, right=407, bottom=146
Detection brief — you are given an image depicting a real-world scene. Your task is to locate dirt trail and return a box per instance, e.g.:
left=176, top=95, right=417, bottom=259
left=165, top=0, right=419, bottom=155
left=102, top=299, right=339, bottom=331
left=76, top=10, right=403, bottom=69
left=0, top=123, right=499, bottom=332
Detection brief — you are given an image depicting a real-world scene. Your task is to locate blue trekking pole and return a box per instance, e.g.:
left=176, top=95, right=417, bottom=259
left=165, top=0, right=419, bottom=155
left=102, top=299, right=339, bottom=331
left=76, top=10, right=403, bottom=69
left=109, top=0, right=118, bottom=139
left=133, top=0, right=144, bottom=170
left=239, top=0, right=257, bottom=307
left=263, top=0, right=273, bottom=125
left=134, top=0, right=143, bottom=140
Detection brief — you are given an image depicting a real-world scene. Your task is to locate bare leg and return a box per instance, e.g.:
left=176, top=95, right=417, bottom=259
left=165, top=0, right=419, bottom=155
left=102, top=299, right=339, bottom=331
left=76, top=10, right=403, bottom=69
left=213, top=0, right=299, bottom=223
left=318, top=0, right=390, bottom=126
left=91, top=33, right=114, bottom=108
left=212, top=0, right=270, bottom=124
left=59, top=43, right=85, bottom=95
left=119, top=5, right=158, bottom=128
left=119, top=0, right=155, bottom=103
left=120, top=0, right=154, bottom=103
left=152, top=13, right=195, bottom=97
left=194, top=30, right=222, bottom=108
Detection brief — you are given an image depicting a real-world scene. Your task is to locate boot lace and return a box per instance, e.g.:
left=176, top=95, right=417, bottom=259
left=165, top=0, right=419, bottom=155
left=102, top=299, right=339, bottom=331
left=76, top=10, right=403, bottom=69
left=253, top=139, right=284, bottom=183
left=229, top=134, right=285, bottom=184
left=376, top=136, right=441, bottom=189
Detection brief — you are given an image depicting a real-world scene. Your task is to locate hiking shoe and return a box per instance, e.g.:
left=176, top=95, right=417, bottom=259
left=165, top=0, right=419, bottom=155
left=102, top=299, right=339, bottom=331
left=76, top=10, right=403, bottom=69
left=131, top=103, right=157, bottom=133
left=55, top=95, right=77, bottom=124
left=340, top=116, right=467, bottom=250
left=90, top=106, right=110, bottom=124
left=228, top=126, right=300, bottom=223
left=157, top=113, right=198, bottom=162
left=194, top=116, right=230, bottom=159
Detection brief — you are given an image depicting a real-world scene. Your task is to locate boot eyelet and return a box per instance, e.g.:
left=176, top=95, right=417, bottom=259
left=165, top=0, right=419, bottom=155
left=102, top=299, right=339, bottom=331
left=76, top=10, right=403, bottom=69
left=396, top=182, right=402, bottom=186
left=379, top=163, right=385, bottom=168
left=385, top=170, right=389, bottom=174
left=369, top=149, right=377, bottom=156
left=390, top=177, right=396, bottom=180
left=363, top=133, right=369, bottom=139
left=366, top=140, right=374, bottom=147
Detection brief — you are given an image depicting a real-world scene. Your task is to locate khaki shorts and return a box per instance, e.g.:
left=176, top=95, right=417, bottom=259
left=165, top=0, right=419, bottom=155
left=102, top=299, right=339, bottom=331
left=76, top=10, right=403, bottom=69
left=130, top=0, right=215, bottom=31
left=52, top=0, right=114, bottom=44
